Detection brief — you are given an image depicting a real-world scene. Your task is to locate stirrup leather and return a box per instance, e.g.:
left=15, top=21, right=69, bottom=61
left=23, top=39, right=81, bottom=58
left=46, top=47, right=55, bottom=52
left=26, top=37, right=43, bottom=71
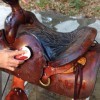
left=39, top=57, right=86, bottom=87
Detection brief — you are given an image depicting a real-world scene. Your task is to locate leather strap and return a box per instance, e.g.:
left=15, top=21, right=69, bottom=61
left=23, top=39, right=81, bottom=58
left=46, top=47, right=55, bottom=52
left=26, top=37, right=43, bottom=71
left=39, top=64, right=73, bottom=86
left=74, top=57, right=86, bottom=99
left=39, top=57, right=86, bottom=88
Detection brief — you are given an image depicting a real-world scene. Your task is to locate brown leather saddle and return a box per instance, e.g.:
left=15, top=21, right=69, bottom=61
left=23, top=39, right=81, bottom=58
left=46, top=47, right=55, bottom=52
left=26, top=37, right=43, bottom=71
left=0, top=0, right=100, bottom=99
left=14, top=24, right=99, bottom=99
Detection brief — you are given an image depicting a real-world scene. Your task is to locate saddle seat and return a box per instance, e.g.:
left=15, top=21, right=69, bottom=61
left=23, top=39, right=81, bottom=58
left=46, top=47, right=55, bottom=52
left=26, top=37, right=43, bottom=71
left=18, top=25, right=97, bottom=66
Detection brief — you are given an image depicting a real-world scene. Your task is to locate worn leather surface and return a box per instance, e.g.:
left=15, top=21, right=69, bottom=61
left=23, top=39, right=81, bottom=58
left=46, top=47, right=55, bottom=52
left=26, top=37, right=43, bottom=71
left=0, top=29, right=100, bottom=98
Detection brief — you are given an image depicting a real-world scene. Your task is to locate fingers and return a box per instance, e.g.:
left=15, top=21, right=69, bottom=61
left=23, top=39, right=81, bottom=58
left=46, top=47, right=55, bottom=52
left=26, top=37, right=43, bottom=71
left=6, top=57, right=24, bottom=71
left=9, top=58, right=24, bottom=66
left=8, top=61, right=19, bottom=68
left=0, top=49, right=25, bottom=71
left=7, top=60, right=24, bottom=71
left=9, top=50, right=26, bottom=57
left=6, top=66, right=15, bottom=71
left=9, top=50, right=26, bottom=71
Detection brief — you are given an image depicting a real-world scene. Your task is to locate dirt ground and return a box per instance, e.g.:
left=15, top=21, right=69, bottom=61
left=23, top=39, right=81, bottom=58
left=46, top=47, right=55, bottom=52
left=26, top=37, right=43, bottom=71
left=20, top=0, right=100, bottom=18
left=0, top=0, right=100, bottom=18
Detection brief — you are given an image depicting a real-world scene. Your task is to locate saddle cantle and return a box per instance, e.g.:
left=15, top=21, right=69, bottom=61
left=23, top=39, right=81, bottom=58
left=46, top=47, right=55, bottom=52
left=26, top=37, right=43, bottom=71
left=0, top=0, right=100, bottom=99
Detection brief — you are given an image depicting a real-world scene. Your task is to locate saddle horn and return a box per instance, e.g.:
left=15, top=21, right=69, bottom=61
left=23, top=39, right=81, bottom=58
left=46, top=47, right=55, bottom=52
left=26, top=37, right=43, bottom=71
left=2, top=0, right=37, bottom=45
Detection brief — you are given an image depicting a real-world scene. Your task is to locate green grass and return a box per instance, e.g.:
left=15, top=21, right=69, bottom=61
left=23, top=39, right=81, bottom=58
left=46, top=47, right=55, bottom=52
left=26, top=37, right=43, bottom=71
left=69, top=0, right=85, bottom=10
left=93, top=6, right=100, bottom=16
left=93, top=6, right=100, bottom=12
left=68, top=10, right=79, bottom=16
left=36, top=0, right=50, bottom=9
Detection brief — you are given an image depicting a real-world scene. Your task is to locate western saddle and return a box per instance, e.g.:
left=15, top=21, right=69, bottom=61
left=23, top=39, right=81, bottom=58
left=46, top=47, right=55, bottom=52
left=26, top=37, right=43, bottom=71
left=0, top=0, right=100, bottom=99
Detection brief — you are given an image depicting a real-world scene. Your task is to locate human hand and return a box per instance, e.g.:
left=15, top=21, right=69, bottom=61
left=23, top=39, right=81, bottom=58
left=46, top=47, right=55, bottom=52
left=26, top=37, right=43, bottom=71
left=0, top=49, right=25, bottom=71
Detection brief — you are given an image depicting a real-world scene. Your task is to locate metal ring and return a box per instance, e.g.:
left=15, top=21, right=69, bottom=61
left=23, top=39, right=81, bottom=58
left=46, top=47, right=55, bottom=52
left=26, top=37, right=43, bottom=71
left=39, top=78, right=50, bottom=87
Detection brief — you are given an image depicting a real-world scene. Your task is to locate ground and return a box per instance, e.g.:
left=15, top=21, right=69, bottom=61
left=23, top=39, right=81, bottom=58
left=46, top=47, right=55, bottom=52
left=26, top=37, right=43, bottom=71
left=20, top=0, right=100, bottom=18
left=0, top=0, right=100, bottom=18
